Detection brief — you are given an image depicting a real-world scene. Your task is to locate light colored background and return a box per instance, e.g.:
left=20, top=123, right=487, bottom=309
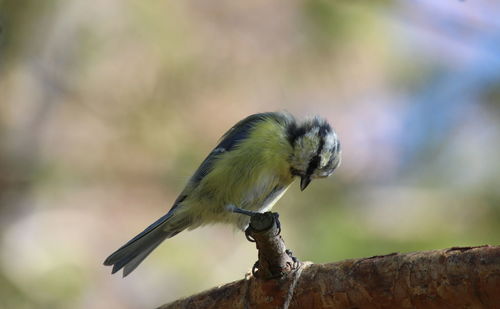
left=1, top=0, right=500, bottom=308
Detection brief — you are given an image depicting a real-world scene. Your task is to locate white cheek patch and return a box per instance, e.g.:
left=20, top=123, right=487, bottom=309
left=319, top=132, right=337, bottom=168
left=320, top=149, right=332, bottom=168
left=323, top=132, right=336, bottom=150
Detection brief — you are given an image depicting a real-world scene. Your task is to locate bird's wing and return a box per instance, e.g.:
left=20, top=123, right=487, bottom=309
left=187, top=112, right=293, bottom=186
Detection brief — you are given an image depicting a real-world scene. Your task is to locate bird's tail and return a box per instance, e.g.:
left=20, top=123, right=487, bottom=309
left=103, top=211, right=190, bottom=277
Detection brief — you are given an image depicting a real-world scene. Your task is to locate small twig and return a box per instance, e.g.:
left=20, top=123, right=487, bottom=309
left=245, top=212, right=298, bottom=279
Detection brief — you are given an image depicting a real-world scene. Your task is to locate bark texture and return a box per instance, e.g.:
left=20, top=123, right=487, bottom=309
left=158, top=245, right=500, bottom=309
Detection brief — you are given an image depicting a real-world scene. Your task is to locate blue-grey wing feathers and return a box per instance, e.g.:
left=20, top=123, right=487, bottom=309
left=189, top=112, right=294, bottom=186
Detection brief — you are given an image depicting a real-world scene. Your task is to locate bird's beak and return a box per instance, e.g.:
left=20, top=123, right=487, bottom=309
left=300, top=175, right=312, bottom=191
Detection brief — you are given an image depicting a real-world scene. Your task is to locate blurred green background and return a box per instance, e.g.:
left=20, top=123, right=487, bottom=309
left=1, top=0, right=500, bottom=308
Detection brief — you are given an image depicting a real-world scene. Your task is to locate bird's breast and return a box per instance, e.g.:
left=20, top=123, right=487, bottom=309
left=240, top=173, right=291, bottom=212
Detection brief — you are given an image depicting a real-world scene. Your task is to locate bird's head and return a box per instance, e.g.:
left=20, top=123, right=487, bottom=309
left=288, top=116, right=341, bottom=191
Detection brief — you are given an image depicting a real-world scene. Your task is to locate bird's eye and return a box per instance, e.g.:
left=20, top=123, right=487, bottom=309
left=290, top=167, right=302, bottom=177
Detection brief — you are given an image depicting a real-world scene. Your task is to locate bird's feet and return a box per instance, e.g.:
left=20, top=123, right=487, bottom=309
left=227, top=204, right=282, bottom=237
left=245, top=227, right=256, bottom=242
left=244, top=211, right=281, bottom=240
left=227, top=204, right=260, bottom=217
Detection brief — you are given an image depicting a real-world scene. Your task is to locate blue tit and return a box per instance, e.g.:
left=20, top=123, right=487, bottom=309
left=104, top=112, right=341, bottom=276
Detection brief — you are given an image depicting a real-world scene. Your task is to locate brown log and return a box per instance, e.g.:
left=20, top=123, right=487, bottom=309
left=158, top=245, right=500, bottom=309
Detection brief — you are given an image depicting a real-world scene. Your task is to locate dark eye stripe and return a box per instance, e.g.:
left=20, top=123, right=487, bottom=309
left=306, top=134, right=326, bottom=177
left=305, top=155, right=320, bottom=177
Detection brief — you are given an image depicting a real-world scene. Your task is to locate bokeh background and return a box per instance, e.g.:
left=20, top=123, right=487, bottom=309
left=1, top=0, right=500, bottom=308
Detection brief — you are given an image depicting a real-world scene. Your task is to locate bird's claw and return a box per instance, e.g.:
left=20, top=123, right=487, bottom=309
left=272, top=212, right=281, bottom=236
left=285, top=249, right=300, bottom=269
left=245, top=227, right=256, bottom=242
left=251, top=260, right=260, bottom=277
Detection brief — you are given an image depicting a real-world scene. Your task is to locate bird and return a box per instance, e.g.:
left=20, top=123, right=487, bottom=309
left=104, top=112, right=341, bottom=277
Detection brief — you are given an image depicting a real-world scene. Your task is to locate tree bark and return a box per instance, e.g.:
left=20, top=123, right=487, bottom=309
left=158, top=245, right=500, bottom=309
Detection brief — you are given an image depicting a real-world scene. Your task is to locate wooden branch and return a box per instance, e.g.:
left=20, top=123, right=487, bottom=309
left=244, top=212, right=297, bottom=279
left=157, top=212, right=499, bottom=309
left=158, top=245, right=500, bottom=309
